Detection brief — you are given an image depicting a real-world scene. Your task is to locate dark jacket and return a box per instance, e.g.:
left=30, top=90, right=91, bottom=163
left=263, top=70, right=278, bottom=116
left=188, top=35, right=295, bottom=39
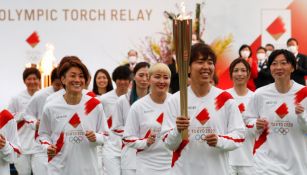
left=291, top=53, right=307, bottom=85
left=168, top=59, right=179, bottom=94
left=254, top=60, right=274, bottom=89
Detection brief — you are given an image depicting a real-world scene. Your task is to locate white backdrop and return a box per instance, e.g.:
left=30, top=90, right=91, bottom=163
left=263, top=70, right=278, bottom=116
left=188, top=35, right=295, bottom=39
left=0, top=0, right=293, bottom=109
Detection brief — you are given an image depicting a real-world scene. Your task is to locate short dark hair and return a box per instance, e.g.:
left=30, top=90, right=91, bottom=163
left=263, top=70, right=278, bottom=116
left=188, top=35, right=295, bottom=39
left=190, top=43, right=217, bottom=65
left=265, top=43, right=275, bottom=50
left=257, top=46, right=267, bottom=53
left=58, top=58, right=90, bottom=88
left=51, top=67, right=60, bottom=83
left=58, top=56, right=81, bottom=68
left=267, top=49, right=296, bottom=70
left=92, top=68, right=113, bottom=95
left=112, top=65, right=132, bottom=82
left=23, top=67, right=41, bottom=81
left=239, top=44, right=252, bottom=58
left=229, top=58, right=251, bottom=78
left=287, top=38, right=299, bottom=46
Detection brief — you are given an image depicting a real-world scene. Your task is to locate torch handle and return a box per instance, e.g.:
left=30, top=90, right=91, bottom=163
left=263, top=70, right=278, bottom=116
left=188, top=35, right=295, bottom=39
left=173, top=19, right=192, bottom=140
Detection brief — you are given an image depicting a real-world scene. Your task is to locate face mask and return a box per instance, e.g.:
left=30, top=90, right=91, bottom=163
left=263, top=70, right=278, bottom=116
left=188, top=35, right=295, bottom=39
left=128, top=56, right=138, bottom=68
left=287, top=46, right=298, bottom=55
left=240, top=50, right=250, bottom=59
left=128, top=56, right=137, bottom=64
left=257, top=53, right=266, bottom=62
left=266, top=51, right=272, bottom=58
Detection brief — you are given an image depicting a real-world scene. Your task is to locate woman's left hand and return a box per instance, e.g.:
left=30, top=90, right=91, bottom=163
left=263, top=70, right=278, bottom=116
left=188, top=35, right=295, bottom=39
left=295, top=103, right=305, bottom=117
left=0, top=134, right=6, bottom=149
left=85, top=130, right=96, bottom=142
left=205, top=134, right=218, bottom=147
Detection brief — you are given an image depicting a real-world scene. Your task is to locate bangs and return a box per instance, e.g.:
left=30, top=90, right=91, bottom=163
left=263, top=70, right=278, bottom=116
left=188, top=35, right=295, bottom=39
left=149, top=63, right=171, bottom=78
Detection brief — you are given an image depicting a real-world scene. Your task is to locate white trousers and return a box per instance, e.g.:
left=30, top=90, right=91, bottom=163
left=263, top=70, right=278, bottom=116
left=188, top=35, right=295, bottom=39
left=14, top=153, right=47, bottom=175
left=102, top=156, right=121, bottom=175
left=121, top=169, right=136, bottom=175
left=97, top=146, right=105, bottom=175
left=229, top=165, right=255, bottom=175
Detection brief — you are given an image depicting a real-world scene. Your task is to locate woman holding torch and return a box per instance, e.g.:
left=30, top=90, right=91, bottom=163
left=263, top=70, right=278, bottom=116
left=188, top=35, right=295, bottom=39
left=162, top=43, right=245, bottom=175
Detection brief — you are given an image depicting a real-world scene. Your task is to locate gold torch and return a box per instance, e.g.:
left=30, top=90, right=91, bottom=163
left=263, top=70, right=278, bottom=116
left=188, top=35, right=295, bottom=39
left=172, top=12, right=192, bottom=140
left=39, top=43, right=56, bottom=88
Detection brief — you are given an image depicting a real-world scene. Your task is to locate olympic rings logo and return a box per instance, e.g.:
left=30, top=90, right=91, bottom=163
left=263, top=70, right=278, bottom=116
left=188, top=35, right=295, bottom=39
left=193, top=134, right=207, bottom=142
left=273, top=127, right=289, bottom=135
left=69, top=136, right=84, bottom=144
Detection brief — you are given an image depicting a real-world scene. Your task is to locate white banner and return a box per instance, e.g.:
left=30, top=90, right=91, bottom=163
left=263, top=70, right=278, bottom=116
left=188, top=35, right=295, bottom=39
left=0, top=0, right=293, bottom=109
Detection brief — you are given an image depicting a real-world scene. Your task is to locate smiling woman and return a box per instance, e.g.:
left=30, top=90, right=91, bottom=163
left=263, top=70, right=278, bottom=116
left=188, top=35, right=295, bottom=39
left=227, top=58, right=255, bottom=174
left=38, top=58, right=109, bottom=175
left=244, top=49, right=307, bottom=175
left=123, top=63, right=172, bottom=175
left=58, top=59, right=89, bottom=97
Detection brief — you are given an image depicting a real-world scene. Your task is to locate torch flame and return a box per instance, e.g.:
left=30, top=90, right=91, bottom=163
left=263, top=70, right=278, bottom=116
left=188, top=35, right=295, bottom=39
left=40, top=43, right=56, bottom=76
left=175, top=2, right=191, bottom=20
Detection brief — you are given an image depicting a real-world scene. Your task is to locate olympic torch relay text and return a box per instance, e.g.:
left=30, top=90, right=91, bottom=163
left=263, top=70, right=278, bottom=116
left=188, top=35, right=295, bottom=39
left=0, top=8, right=153, bottom=22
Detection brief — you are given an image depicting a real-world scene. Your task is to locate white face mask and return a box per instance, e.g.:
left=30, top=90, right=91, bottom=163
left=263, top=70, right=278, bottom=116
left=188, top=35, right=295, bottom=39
left=240, top=50, right=250, bottom=59
left=128, top=56, right=137, bottom=63
left=266, top=51, right=272, bottom=58
left=128, top=56, right=138, bottom=68
left=287, top=46, right=298, bottom=55
left=257, top=53, right=266, bottom=62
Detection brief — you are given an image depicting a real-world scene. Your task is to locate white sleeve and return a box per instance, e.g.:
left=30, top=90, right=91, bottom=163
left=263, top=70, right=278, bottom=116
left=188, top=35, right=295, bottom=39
left=38, top=107, right=52, bottom=151
left=0, top=119, right=21, bottom=163
left=7, top=97, right=24, bottom=122
left=216, top=100, right=246, bottom=151
left=243, top=94, right=261, bottom=136
left=161, top=97, right=182, bottom=151
left=24, top=97, right=39, bottom=130
left=123, top=106, right=148, bottom=150
left=297, top=99, right=307, bottom=133
left=94, top=105, right=109, bottom=145
left=111, top=99, right=125, bottom=137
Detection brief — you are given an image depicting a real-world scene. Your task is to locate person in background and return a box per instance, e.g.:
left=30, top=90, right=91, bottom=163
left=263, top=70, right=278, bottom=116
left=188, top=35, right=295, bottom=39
left=254, top=47, right=274, bottom=88
left=22, top=67, right=62, bottom=175
left=127, top=50, right=139, bottom=71
left=160, top=46, right=179, bottom=94
left=112, top=62, right=150, bottom=175
left=211, top=72, right=219, bottom=86
left=123, top=63, right=172, bottom=175
left=239, top=44, right=258, bottom=91
left=100, top=65, right=132, bottom=175
left=256, top=47, right=267, bottom=70
left=265, top=43, right=275, bottom=58
left=227, top=58, right=256, bottom=175
left=0, top=109, right=21, bottom=175
left=38, top=58, right=108, bottom=175
left=7, top=67, right=41, bottom=175
left=92, top=68, right=113, bottom=96
left=162, top=43, right=245, bottom=175
left=91, top=68, right=113, bottom=175
left=286, top=38, right=307, bottom=85
left=245, top=49, right=307, bottom=174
